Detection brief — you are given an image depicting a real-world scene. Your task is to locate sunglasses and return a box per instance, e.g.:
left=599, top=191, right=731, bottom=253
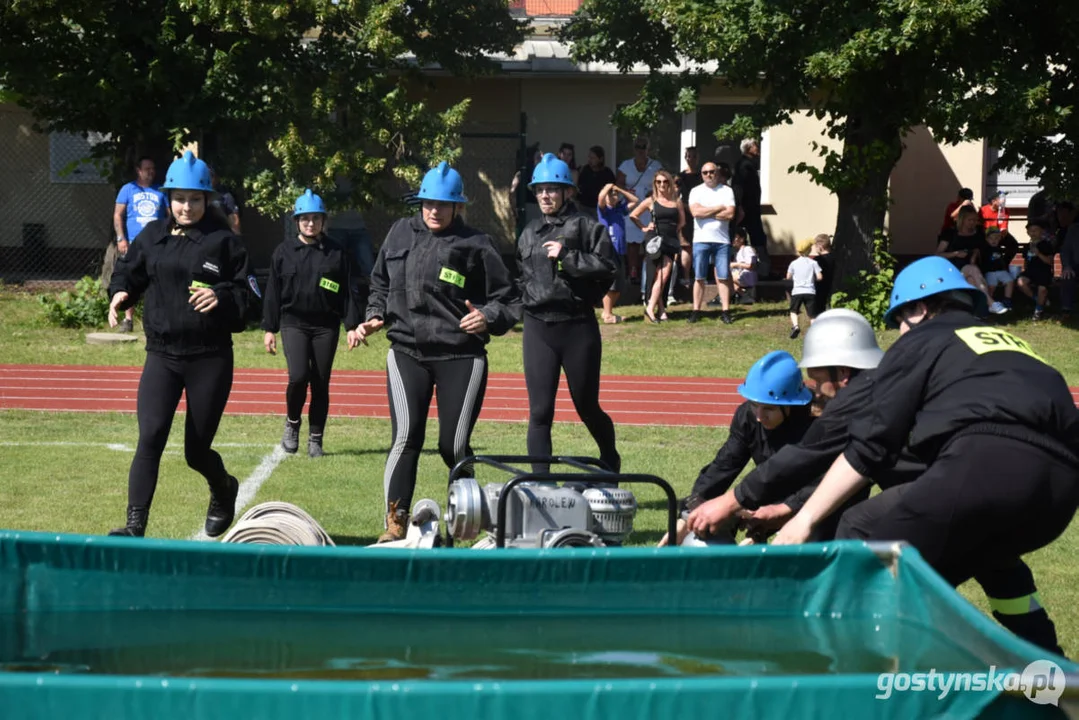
left=701, top=170, right=716, bottom=176
left=634, top=144, right=648, bottom=150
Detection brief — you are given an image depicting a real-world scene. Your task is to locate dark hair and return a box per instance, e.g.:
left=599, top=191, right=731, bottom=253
left=716, top=162, right=733, bottom=182
left=958, top=187, right=974, bottom=201
left=733, top=226, right=748, bottom=239
left=135, top=156, right=154, bottom=169
left=558, top=142, right=577, bottom=169
left=165, top=190, right=231, bottom=232
left=588, top=145, right=605, bottom=161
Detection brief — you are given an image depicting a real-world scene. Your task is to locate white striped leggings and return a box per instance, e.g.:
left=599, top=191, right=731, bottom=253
left=383, top=348, right=488, bottom=514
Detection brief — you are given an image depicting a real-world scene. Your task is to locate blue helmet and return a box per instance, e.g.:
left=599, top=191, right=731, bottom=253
left=528, top=152, right=575, bottom=189
left=417, top=161, right=468, bottom=204
left=883, top=256, right=987, bottom=329
left=737, top=350, right=813, bottom=406
left=162, top=151, right=213, bottom=192
left=293, top=189, right=327, bottom=217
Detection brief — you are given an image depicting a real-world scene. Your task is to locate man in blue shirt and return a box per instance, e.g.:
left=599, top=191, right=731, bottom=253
left=113, top=156, right=167, bottom=331
left=597, top=182, right=639, bottom=323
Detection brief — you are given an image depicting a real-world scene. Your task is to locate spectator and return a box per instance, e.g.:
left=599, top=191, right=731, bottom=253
left=786, top=238, right=823, bottom=339
left=597, top=182, right=639, bottom=323
left=631, top=170, right=684, bottom=323
left=208, top=166, right=242, bottom=235
left=980, top=191, right=1010, bottom=234
left=510, top=143, right=543, bottom=225
left=1018, top=219, right=1057, bottom=320
left=1060, top=210, right=1077, bottom=320
left=732, top=138, right=769, bottom=277
left=729, top=227, right=757, bottom=304
left=616, top=135, right=662, bottom=292
left=937, top=206, right=1005, bottom=315
left=675, top=146, right=702, bottom=287
left=941, top=187, right=975, bottom=234
left=112, top=155, right=168, bottom=332
left=576, top=145, right=616, bottom=212
left=687, top=161, right=736, bottom=325
left=558, top=142, right=579, bottom=188
left=979, top=226, right=1019, bottom=311
left=810, top=233, right=835, bottom=316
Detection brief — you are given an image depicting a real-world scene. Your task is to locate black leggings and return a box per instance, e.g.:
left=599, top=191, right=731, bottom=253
left=384, top=348, right=488, bottom=513
left=836, top=434, right=1079, bottom=654
left=128, top=350, right=234, bottom=509
left=523, top=313, right=619, bottom=472
left=281, top=324, right=339, bottom=434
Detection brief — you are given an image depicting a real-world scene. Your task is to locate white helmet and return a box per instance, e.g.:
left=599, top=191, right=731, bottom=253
left=798, top=309, right=884, bottom=370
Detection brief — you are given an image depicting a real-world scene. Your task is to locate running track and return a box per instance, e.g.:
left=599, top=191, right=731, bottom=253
left=2, top=364, right=1079, bottom=428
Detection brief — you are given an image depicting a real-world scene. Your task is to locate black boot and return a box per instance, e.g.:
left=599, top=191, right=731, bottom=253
left=108, top=505, right=148, bottom=537
left=994, top=609, right=1067, bottom=658
left=308, top=432, right=324, bottom=458
left=205, top=475, right=239, bottom=538
left=281, top=418, right=300, bottom=454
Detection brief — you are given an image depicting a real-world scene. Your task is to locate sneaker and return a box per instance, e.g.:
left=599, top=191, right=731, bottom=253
left=720, top=311, right=733, bottom=325
left=308, top=433, right=324, bottom=458
left=790, top=326, right=801, bottom=339
left=687, top=311, right=701, bottom=324
left=281, top=418, right=301, bottom=454
left=989, top=301, right=1008, bottom=315
left=377, top=500, right=410, bottom=543
left=1034, top=307, right=1044, bottom=321
left=205, top=474, right=239, bottom=538
left=119, top=318, right=133, bottom=333
left=108, top=505, right=148, bottom=537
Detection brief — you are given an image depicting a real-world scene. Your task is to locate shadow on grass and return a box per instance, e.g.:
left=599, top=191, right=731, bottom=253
left=332, top=534, right=381, bottom=547
left=328, top=448, right=440, bottom=458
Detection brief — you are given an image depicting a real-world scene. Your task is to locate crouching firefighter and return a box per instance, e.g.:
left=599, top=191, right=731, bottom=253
left=349, top=162, right=519, bottom=543
left=659, top=350, right=816, bottom=546
left=773, top=257, right=1079, bottom=656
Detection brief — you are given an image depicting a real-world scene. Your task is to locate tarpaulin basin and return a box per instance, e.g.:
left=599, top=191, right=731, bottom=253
left=0, top=531, right=1075, bottom=719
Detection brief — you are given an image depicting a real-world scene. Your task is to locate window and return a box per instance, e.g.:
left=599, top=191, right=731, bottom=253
left=984, top=146, right=1040, bottom=208
left=49, top=131, right=109, bottom=185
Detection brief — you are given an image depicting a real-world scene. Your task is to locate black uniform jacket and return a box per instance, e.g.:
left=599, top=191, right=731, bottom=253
left=515, top=201, right=617, bottom=322
left=845, top=310, right=1079, bottom=478
left=684, top=401, right=815, bottom=513
left=261, top=234, right=362, bottom=332
left=734, top=370, right=929, bottom=511
left=109, top=218, right=249, bottom=357
left=366, top=215, right=519, bottom=361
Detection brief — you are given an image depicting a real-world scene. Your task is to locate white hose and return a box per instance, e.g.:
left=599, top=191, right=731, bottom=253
left=219, top=502, right=335, bottom=546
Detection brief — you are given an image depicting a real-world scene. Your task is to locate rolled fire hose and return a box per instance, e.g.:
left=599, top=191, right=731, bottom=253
left=219, top=501, right=335, bottom=547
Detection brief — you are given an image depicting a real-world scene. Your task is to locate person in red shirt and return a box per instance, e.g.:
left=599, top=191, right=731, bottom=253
left=981, top=191, right=1010, bottom=234
left=941, top=188, right=975, bottom=233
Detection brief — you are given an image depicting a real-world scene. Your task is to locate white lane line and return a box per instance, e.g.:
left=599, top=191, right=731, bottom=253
left=0, top=441, right=268, bottom=450
left=188, top=445, right=287, bottom=542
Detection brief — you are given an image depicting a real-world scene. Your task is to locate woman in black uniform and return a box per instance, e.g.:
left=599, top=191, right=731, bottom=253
left=349, top=162, right=519, bottom=542
left=262, top=189, right=362, bottom=457
left=516, top=153, right=620, bottom=472
left=106, top=151, right=249, bottom=538
left=630, top=169, right=684, bottom=323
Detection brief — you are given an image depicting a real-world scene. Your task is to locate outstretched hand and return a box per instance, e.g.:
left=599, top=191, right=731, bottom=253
left=459, top=300, right=488, bottom=334
left=348, top=318, right=384, bottom=349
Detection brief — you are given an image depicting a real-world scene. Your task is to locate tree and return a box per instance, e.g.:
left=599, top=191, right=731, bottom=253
left=0, top=0, right=526, bottom=215
left=561, top=0, right=1018, bottom=278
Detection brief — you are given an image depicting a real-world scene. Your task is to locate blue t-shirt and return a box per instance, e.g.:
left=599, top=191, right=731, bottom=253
left=115, top=182, right=167, bottom=242
left=598, top=200, right=629, bottom=256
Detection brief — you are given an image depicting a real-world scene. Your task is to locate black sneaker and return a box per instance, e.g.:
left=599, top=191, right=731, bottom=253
left=687, top=311, right=701, bottom=324
left=108, top=505, right=148, bottom=537
left=205, top=475, right=239, bottom=538
left=790, top=326, right=800, bottom=339
left=308, top=433, right=324, bottom=458
left=721, top=311, right=733, bottom=325
left=281, top=418, right=301, bottom=454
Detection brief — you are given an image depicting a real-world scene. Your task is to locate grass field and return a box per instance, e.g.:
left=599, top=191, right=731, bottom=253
left=1, top=284, right=1078, bottom=656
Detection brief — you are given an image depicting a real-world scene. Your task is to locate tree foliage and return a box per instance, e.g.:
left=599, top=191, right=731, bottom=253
left=561, top=0, right=1062, bottom=276
left=0, top=0, right=526, bottom=215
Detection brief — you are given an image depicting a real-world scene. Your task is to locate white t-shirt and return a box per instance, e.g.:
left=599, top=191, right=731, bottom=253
left=688, top=183, right=736, bottom=244
left=788, top=256, right=822, bottom=295
left=734, top=245, right=758, bottom=286
left=617, top=158, right=661, bottom=244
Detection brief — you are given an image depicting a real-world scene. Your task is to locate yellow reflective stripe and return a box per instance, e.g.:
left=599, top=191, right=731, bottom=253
left=189, top=280, right=212, bottom=293
left=438, top=267, right=465, bottom=288
left=319, top=277, right=340, bottom=293
left=954, top=327, right=1047, bottom=364
left=988, top=593, right=1043, bottom=616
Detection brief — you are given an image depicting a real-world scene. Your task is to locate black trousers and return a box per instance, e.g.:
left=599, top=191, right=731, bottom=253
left=383, top=348, right=488, bottom=514
left=523, top=313, right=620, bottom=473
left=128, top=350, right=234, bottom=509
left=281, top=324, right=339, bottom=434
left=837, top=434, right=1079, bottom=655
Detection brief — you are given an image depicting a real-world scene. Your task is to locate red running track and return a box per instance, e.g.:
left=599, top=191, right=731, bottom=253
left=3, top=364, right=1079, bottom=428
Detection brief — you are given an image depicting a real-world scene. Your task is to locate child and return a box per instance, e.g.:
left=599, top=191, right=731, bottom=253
left=1017, top=219, right=1056, bottom=320
left=597, top=182, right=639, bottom=323
left=786, top=238, right=823, bottom=339
left=810, top=233, right=834, bottom=317
left=979, top=226, right=1018, bottom=311
left=730, top=226, right=758, bottom=304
